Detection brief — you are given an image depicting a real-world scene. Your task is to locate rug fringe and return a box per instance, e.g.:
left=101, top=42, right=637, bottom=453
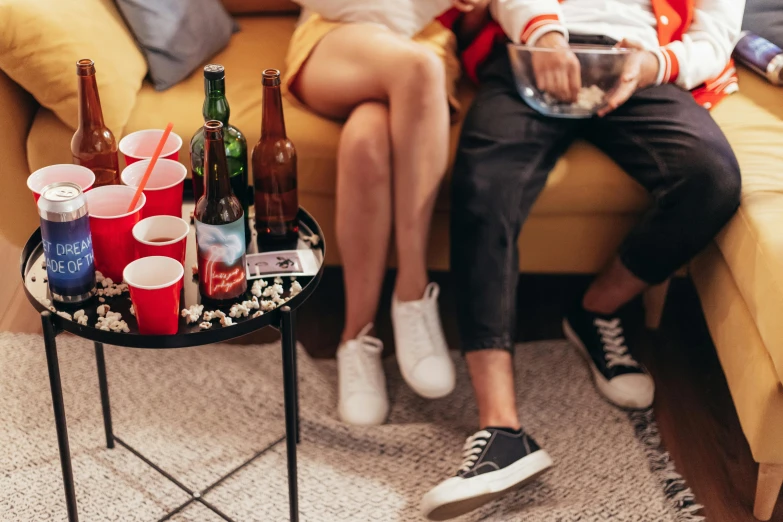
left=630, top=409, right=706, bottom=522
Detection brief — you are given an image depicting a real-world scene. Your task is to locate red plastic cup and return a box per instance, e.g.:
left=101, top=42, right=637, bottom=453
left=121, top=159, right=186, bottom=218
left=27, top=164, right=95, bottom=203
left=85, top=185, right=146, bottom=282
left=124, top=256, right=183, bottom=335
left=132, top=215, right=189, bottom=266
left=119, top=129, right=182, bottom=165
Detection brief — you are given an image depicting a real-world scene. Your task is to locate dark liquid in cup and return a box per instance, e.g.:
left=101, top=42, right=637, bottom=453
left=148, top=237, right=175, bottom=243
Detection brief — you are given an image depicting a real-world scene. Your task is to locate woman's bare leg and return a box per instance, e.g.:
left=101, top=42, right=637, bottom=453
left=336, top=103, right=393, bottom=341
left=293, top=24, right=450, bottom=301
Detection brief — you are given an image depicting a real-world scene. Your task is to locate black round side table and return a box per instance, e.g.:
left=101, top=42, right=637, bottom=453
left=20, top=207, right=325, bottom=522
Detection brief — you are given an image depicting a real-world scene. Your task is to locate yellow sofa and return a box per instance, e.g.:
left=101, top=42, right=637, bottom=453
left=1, top=1, right=782, bottom=519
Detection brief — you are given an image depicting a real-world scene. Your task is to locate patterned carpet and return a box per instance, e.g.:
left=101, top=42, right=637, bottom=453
left=0, top=332, right=702, bottom=521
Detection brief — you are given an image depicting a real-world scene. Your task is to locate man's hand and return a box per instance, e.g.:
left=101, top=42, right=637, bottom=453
left=452, top=0, right=490, bottom=12
left=531, top=31, right=581, bottom=103
left=597, top=39, right=659, bottom=117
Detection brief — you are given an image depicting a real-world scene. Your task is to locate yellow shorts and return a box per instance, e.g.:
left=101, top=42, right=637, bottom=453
left=284, top=14, right=462, bottom=116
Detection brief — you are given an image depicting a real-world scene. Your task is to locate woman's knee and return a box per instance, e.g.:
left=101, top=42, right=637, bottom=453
left=338, top=103, right=392, bottom=191
left=390, top=44, right=446, bottom=100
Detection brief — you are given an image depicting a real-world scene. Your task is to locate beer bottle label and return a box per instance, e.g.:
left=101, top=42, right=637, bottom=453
left=195, top=218, right=247, bottom=300
left=41, top=215, right=96, bottom=298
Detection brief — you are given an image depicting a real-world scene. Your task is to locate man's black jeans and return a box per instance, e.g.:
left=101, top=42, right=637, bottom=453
left=450, top=48, right=741, bottom=353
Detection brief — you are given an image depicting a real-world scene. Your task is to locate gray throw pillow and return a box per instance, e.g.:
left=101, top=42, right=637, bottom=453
left=743, top=0, right=783, bottom=47
left=116, top=0, right=238, bottom=91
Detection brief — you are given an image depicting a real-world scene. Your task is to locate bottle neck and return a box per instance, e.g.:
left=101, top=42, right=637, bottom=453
left=204, top=129, right=233, bottom=200
left=261, top=84, right=286, bottom=139
left=203, top=78, right=229, bottom=124
left=77, top=74, right=105, bottom=129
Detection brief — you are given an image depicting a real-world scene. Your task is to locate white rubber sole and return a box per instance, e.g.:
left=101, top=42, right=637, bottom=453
left=421, top=449, right=553, bottom=521
left=562, top=318, right=654, bottom=410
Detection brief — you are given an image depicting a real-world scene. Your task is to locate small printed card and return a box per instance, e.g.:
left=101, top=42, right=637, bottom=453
left=245, top=250, right=320, bottom=280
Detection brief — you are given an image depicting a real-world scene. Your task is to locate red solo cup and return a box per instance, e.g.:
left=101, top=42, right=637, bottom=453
left=27, top=164, right=95, bottom=203
left=119, top=129, right=182, bottom=165
left=132, top=215, right=189, bottom=266
left=121, top=159, right=186, bottom=218
left=124, top=256, right=183, bottom=335
left=85, top=185, right=146, bottom=282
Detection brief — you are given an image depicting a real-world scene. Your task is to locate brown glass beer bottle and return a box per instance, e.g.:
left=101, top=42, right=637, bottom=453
left=70, top=59, right=120, bottom=187
left=252, top=69, right=299, bottom=247
left=194, top=120, right=248, bottom=304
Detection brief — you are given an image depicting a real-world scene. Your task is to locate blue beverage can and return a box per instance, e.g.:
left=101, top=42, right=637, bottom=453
left=37, top=182, right=96, bottom=303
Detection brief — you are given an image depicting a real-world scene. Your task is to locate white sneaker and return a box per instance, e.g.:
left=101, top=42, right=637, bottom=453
left=337, top=324, right=389, bottom=426
left=391, top=282, right=456, bottom=399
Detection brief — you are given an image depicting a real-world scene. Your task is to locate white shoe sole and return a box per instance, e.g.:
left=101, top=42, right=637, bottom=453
left=421, top=449, right=553, bottom=521
left=562, top=318, right=653, bottom=410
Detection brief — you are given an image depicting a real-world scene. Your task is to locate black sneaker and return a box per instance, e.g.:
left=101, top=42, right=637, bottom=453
left=421, top=428, right=553, bottom=520
left=563, top=305, right=654, bottom=409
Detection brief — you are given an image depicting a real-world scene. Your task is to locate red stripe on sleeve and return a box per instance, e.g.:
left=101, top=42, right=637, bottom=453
left=520, top=14, right=560, bottom=43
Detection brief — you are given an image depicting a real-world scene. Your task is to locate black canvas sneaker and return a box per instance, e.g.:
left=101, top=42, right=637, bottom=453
left=421, top=428, right=553, bottom=521
left=563, top=305, right=655, bottom=409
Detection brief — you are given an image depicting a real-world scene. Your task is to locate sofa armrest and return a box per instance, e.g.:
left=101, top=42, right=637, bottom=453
left=0, top=70, right=40, bottom=247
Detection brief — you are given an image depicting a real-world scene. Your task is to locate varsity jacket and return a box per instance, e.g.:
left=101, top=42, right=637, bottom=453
left=439, top=0, right=745, bottom=108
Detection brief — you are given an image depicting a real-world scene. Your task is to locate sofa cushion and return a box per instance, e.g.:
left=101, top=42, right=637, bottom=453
left=0, top=0, right=147, bottom=137
left=116, top=0, right=237, bottom=92
left=743, top=0, right=783, bottom=47
left=709, top=67, right=783, bottom=386
left=221, top=0, right=299, bottom=15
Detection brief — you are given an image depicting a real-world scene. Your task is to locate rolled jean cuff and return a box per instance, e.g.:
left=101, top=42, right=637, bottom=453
left=461, top=335, right=515, bottom=355
left=618, top=250, right=673, bottom=286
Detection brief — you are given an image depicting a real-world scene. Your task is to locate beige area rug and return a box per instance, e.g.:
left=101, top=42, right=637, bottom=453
left=0, top=332, right=702, bottom=521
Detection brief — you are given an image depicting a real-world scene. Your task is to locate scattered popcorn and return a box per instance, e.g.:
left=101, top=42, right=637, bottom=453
left=290, top=276, right=297, bottom=281
left=96, top=310, right=129, bottom=332
left=290, top=280, right=303, bottom=296
left=543, top=85, right=606, bottom=112
left=199, top=321, right=212, bottom=330
left=214, top=310, right=226, bottom=319
left=251, top=279, right=268, bottom=297
left=230, top=303, right=250, bottom=318
left=56, top=311, right=72, bottom=321
left=220, top=316, right=234, bottom=327
left=273, top=295, right=285, bottom=305
left=96, top=281, right=128, bottom=297
left=301, top=232, right=320, bottom=246
left=73, top=310, right=85, bottom=321
left=97, top=304, right=110, bottom=317
left=252, top=310, right=263, bottom=318
left=262, top=283, right=284, bottom=298
left=191, top=264, right=199, bottom=276
left=180, top=304, right=204, bottom=324
left=129, top=304, right=135, bottom=316
left=241, top=298, right=259, bottom=311
left=260, top=299, right=277, bottom=312
left=273, top=276, right=283, bottom=285
left=48, top=306, right=56, bottom=312
left=95, top=271, right=104, bottom=283
left=101, top=277, right=114, bottom=288
left=76, top=315, right=88, bottom=326
left=39, top=297, right=52, bottom=308
left=98, top=297, right=105, bottom=303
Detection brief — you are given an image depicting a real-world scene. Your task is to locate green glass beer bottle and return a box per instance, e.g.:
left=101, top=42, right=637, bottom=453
left=190, top=64, right=250, bottom=242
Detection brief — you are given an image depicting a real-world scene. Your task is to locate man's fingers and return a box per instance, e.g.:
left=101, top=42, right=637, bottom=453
left=598, top=79, right=636, bottom=116
left=568, top=55, right=582, bottom=102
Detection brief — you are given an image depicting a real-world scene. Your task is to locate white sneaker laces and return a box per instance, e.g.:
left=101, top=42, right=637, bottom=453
left=397, top=283, right=441, bottom=360
left=593, top=318, right=639, bottom=369
left=341, top=323, right=384, bottom=395
left=459, top=430, right=492, bottom=473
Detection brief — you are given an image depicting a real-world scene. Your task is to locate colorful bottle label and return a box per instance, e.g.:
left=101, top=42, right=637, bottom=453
left=195, top=218, right=247, bottom=301
left=734, top=33, right=783, bottom=78
left=40, top=214, right=96, bottom=300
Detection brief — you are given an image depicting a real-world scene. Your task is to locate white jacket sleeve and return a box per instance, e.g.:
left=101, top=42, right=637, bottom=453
left=657, top=0, right=745, bottom=89
left=490, top=0, right=568, bottom=46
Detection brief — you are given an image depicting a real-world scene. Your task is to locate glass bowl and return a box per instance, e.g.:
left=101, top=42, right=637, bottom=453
left=507, top=43, right=635, bottom=118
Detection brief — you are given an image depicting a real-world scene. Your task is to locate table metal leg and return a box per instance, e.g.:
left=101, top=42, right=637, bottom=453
left=280, top=306, right=299, bottom=522
left=41, top=312, right=79, bottom=522
left=94, top=342, right=114, bottom=449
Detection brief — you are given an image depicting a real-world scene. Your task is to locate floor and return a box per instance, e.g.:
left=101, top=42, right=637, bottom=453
left=4, top=231, right=781, bottom=522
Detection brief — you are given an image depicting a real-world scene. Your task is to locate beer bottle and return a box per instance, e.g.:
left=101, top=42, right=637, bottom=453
left=189, top=64, right=250, bottom=242
left=194, top=120, right=248, bottom=303
left=252, top=69, right=299, bottom=247
left=70, top=59, right=120, bottom=187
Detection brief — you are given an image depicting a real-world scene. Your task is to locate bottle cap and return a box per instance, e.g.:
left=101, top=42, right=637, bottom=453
left=76, top=58, right=95, bottom=76
left=262, top=69, right=281, bottom=86
left=204, top=64, right=225, bottom=80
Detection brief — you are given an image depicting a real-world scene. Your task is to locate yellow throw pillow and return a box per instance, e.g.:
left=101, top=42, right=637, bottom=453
left=0, top=0, right=148, bottom=137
